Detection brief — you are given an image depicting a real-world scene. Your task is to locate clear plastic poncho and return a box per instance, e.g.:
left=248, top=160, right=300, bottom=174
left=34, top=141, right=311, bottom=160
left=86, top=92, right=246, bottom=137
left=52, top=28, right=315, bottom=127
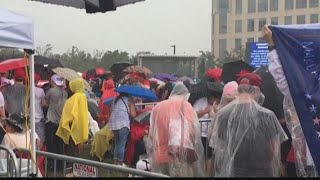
left=208, top=84, right=288, bottom=177
left=283, top=96, right=318, bottom=177
left=146, top=84, right=205, bottom=177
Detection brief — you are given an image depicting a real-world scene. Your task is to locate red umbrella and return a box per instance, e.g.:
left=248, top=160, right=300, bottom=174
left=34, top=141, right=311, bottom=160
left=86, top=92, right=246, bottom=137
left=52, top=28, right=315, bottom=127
left=95, top=67, right=106, bottom=76
left=0, top=58, right=29, bottom=73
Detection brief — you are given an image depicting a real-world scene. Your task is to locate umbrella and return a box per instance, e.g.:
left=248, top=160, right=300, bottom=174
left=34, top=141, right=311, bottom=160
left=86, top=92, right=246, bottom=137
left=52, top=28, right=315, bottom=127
left=123, top=65, right=152, bottom=78
left=0, top=58, right=29, bottom=72
left=30, top=0, right=146, bottom=14
left=52, top=67, right=92, bottom=91
left=177, top=76, right=196, bottom=85
left=135, top=111, right=151, bottom=123
left=221, top=61, right=255, bottom=84
left=154, top=73, right=177, bottom=82
left=103, top=96, right=117, bottom=106
left=115, top=85, right=158, bottom=101
left=34, top=56, right=64, bottom=80
left=187, top=81, right=224, bottom=106
left=254, top=65, right=284, bottom=119
left=84, top=67, right=106, bottom=80
left=34, top=55, right=63, bottom=68
left=110, top=62, right=133, bottom=83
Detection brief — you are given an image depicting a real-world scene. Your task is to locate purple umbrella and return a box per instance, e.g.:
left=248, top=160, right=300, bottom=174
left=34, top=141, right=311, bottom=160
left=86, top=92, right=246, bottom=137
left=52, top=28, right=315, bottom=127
left=154, top=73, right=177, bottom=82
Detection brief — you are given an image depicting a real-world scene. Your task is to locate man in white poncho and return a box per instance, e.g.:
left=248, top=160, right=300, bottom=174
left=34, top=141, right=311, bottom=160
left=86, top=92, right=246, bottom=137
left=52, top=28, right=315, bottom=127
left=208, top=73, right=288, bottom=177
left=147, top=84, right=205, bottom=177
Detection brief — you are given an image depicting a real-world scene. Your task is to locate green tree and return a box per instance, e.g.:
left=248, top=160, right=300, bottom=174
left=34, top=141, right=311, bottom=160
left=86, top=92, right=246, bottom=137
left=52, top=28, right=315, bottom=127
left=0, top=48, right=24, bottom=60
left=35, top=44, right=53, bottom=57
left=99, top=50, right=131, bottom=69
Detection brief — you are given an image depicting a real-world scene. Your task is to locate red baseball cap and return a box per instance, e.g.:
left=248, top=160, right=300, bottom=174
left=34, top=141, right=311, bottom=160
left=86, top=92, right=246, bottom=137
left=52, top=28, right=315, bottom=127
left=237, top=73, right=262, bottom=88
left=14, top=68, right=26, bottom=80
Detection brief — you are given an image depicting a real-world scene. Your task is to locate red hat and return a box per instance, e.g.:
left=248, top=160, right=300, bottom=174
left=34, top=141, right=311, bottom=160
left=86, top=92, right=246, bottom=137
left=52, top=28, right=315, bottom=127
left=237, top=73, right=262, bottom=88
left=14, top=68, right=26, bottom=80
left=34, top=73, right=41, bottom=82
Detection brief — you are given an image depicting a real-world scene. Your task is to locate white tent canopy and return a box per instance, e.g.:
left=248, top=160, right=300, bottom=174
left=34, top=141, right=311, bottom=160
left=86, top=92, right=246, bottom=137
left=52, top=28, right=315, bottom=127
left=0, top=8, right=36, bottom=177
left=0, top=8, right=34, bottom=50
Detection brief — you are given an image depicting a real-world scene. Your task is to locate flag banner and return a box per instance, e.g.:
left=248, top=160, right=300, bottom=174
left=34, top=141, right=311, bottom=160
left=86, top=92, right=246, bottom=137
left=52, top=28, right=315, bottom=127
left=271, top=24, right=320, bottom=174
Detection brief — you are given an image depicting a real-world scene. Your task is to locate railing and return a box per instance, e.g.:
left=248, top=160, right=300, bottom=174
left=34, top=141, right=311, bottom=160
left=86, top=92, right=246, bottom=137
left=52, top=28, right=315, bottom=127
left=199, top=119, right=214, bottom=175
left=14, top=148, right=169, bottom=178
left=0, top=146, right=20, bottom=177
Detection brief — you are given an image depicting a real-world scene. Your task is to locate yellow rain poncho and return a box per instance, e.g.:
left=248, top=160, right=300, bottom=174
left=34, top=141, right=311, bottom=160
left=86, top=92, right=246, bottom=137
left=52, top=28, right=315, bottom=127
left=90, top=125, right=114, bottom=161
left=56, top=78, right=89, bottom=145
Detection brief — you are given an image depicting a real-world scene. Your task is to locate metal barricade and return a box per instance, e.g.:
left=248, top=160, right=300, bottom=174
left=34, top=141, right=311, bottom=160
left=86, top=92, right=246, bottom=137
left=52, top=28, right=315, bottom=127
left=16, top=148, right=168, bottom=178
left=0, top=146, right=20, bottom=177
left=199, top=119, right=214, bottom=175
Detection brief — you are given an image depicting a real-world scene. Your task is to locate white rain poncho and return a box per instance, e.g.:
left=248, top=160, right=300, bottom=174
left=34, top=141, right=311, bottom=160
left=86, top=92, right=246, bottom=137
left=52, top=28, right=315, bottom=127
left=208, top=84, right=288, bottom=177
left=146, top=84, right=205, bottom=177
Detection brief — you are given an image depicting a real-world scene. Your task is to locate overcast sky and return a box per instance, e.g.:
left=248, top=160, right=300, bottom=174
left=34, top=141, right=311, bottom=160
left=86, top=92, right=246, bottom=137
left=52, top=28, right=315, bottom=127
left=0, top=0, right=212, bottom=56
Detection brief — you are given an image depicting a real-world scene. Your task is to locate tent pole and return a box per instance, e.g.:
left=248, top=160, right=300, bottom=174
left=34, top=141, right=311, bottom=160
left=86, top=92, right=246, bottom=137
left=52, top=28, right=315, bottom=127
left=29, top=54, right=36, bottom=176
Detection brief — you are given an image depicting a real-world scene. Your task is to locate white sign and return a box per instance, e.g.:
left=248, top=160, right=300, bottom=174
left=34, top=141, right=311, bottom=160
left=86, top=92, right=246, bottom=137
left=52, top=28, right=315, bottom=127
left=73, top=163, right=98, bottom=177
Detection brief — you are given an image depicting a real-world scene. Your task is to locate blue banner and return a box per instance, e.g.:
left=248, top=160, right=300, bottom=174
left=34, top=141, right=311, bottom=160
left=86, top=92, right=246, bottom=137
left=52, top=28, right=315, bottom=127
left=249, top=42, right=269, bottom=68
left=271, top=24, right=320, bottom=174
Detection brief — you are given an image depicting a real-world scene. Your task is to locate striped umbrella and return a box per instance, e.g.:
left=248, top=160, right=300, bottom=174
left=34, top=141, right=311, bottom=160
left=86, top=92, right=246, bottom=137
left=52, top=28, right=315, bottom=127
left=123, top=65, right=152, bottom=78
left=52, top=67, right=92, bottom=91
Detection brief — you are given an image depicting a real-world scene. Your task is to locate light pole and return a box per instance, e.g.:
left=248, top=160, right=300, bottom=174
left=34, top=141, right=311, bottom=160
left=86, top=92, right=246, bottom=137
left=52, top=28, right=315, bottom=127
left=171, top=45, right=176, bottom=55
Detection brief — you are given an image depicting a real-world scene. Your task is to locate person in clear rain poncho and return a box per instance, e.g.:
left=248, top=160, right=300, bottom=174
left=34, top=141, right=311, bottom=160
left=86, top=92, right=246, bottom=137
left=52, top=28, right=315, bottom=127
left=147, top=84, right=205, bottom=177
left=208, top=73, right=288, bottom=177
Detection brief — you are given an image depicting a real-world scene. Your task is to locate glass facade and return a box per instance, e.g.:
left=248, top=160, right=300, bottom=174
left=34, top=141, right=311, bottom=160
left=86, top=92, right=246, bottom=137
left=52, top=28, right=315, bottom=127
left=309, top=0, right=319, bottom=7
left=219, top=14, right=227, bottom=33
left=271, top=17, right=278, bottom=25
left=310, top=14, right=319, bottom=23
left=285, top=0, right=294, bottom=9
left=247, top=19, right=255, bottom=32
left=284, top=16, right=292, bottom=25
left=236, top=0, right=242, bottom=14
left=259, top=18, right=267, bottom=31
left=258, top=0, right=269, bottom=12
left=248, top=0, right=257, bottom=13
left=219, top=39, right=227, bottom=58
left=235, top=38, right=242, bottom=50
left=297, top=15, right=306, bottom=24
left=270, top=0, right=279, bottom=11
left=235, top=20, right=242, bottom=33
left=296, top=0, right=307, bottom=8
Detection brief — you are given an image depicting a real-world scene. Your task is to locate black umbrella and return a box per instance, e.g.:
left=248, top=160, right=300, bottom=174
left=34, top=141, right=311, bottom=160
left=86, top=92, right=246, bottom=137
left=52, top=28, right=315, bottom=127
left=221, top=61, right=255, bottom=84
left=34, top=55, right=64, bottom=80
left=110, top=62, right=133, bottom=83
left=187, top=81, right=224, bottom=106
left=254, top=65, right=284, bottom=119
left=30, top=0, right=145, bottom=14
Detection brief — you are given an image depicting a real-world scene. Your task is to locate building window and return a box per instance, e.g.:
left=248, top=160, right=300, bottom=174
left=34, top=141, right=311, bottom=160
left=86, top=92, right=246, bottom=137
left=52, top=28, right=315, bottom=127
left=297, top=15, right=306, bottom=24
left=247, top=38, right=255, bottom=43
left=235, top=39, right=242, bottom=50
left=258, top=37, right=266, bottom=42
left=218, top=0, right=229, bottom=13
left=248, top=0, right=256, bottom=13
left=271, top=17, right=278, bottom=25
left=310, top=14, right=319, bottom=23
left=285, top=0, right=294, bottom=9
left=219, top=15, right=228, bottom=33
left=259, top=18, right=267, bottom=31
left=219, top=39, right=227, bottom=59
left=236, top=0, right=242, bottom=14
left=296, top=0, right=307, bottom=8
left=270, top=0, right=279, bottom=11
left=258, top=0, right=268, bottom=12
left=247, top=19, right=255, bottom=32
left=309, top=0, right=319, bottom=7
left=235, top=20, right=242, bottom=33
left=284, top=16, right=292, bottom=25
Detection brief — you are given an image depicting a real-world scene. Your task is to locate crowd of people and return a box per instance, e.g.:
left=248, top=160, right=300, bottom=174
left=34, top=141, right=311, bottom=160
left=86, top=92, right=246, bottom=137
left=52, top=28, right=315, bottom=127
left=0, top=24, right=316, bottom=178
